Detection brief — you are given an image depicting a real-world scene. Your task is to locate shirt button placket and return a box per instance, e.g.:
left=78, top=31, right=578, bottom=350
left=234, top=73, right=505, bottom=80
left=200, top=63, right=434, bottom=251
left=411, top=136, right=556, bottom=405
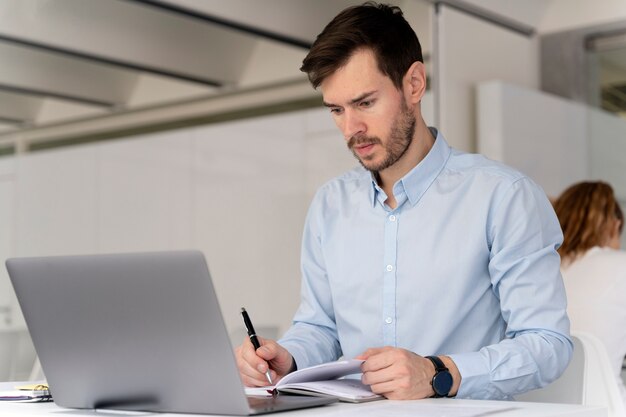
left=383, top=212, right=398, bottom=346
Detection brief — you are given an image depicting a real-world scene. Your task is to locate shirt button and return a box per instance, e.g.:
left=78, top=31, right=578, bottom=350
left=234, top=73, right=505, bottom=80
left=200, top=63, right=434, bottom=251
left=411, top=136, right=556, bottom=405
left=389, top=215, right=396, bottom=222
left=386, top=265, right=393, bottom=272
left=385, top=317, right=393, bottom=324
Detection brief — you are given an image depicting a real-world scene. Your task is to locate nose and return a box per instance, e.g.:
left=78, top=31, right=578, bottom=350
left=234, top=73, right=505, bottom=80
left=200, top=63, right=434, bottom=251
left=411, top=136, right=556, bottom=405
left=340, top=110, right=366, bottom=141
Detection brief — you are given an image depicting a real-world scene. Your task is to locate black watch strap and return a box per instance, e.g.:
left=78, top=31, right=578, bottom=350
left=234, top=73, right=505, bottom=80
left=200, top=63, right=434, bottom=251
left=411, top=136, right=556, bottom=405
left=425, top=355, right=452, bottom=398
left=426, top=355, right=446, bottom=372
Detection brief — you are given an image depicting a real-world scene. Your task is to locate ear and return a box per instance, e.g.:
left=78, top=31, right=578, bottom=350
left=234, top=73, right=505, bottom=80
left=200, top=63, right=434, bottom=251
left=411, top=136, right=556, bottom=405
left=403, top=61, right=427, bottom=105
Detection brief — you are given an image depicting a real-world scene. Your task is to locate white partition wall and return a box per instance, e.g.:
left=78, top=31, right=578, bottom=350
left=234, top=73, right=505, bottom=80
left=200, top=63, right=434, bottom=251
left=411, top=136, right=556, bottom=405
left=588, top=105, right=626, bottom=250
left=97, top=130, right=194, bottom=252
left=476, top=80, right=589, bottom=198
left=15, top=147, right=99, bottom=256
left=435, top=5, right=538, bottom=152
left=589, top=109, right=626, bottom=201
left=478, top=80, right=626, bottom=197
left=192, top=112, right=309, bottom=336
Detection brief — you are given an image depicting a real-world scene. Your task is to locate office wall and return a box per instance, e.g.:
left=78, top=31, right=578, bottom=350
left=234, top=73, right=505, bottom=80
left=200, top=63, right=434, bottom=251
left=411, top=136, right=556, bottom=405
left=589, top=109, right=626, bottom=200
left=477, top=80, right=626, bottom=196
left=435, top=5, right=538, bottom=152
left=476, top=80, right=588, bottom=198
left=589, top=110, right=626, bottom=249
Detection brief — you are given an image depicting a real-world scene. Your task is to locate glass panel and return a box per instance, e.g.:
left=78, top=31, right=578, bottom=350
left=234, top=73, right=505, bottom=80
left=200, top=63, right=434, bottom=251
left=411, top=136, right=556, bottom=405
left=587, top=33, right=626, bottom=248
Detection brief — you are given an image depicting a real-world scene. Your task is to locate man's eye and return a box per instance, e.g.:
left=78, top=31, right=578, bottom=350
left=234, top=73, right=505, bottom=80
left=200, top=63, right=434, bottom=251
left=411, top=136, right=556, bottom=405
left=360, top=100, right=373, bottom=108
left=330, top=108, right=343, bottom=115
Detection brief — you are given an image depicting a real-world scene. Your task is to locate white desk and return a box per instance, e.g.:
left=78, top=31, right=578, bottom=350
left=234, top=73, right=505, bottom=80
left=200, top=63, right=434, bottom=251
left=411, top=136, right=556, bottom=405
left=0, top=398, right=606, bottom=417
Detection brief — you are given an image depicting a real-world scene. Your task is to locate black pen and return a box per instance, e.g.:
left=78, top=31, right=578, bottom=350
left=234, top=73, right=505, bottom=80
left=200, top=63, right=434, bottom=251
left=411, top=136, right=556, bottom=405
left=241, top=307, right=273, bottom=385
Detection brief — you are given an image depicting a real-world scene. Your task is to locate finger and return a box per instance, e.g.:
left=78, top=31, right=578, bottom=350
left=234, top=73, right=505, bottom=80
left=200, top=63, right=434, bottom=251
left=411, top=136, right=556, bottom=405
left=367, top=375, right=431, bottom=400
left=236, top=348, right=264, bottom=376
left=361, top=350, right=396, bottom=372
left=240, top=366, right=272, bottom=386
left=254, top=341, right=276, bottom=362
left=253, top=342, right=282, bottom=375
left=361, top=351, right=435, bottom=400
left=241, top=338, right=271, bottom=364
left=367, top=379, right=398, bottom=397
left=254, top=339, right=296, bottom=376
left=236, top=349, right=273, bottom=386
left=361, top=365, right=395, bottom=386
left=240, top=370, right=273, bottom=387
left=238, top=338, right=274, bottom=377
left=357, top=346, right=389, bottom=360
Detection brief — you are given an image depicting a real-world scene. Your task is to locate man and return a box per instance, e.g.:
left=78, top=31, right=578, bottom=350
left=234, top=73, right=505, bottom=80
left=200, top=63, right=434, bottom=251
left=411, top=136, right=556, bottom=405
left=236, top=2, right=571, bottom=400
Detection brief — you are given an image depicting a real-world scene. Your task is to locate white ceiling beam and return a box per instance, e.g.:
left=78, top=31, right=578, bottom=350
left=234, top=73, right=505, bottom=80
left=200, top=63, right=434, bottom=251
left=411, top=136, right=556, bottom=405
left=0, top=78, right=318, bottom=149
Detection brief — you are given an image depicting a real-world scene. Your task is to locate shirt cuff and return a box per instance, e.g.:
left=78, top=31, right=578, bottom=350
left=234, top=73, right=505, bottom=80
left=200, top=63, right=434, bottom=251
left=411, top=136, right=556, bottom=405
left=280, top=340, right=311, bottom=371
left=448, top=351, right=490, bottom=399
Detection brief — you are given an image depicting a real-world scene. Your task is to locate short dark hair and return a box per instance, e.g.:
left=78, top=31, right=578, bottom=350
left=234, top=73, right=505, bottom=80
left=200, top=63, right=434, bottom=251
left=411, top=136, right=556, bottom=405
left=300, top=2, right=423, bottom=89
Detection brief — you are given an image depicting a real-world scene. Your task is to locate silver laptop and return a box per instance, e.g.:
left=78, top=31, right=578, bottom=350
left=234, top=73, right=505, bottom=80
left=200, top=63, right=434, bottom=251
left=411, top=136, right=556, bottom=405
left=6, top=251, right=336, bottom=415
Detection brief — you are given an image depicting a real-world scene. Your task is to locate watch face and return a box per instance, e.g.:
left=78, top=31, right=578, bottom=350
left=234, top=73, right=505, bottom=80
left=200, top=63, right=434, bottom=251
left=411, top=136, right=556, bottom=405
left=433, top=371, right=453, bottom=396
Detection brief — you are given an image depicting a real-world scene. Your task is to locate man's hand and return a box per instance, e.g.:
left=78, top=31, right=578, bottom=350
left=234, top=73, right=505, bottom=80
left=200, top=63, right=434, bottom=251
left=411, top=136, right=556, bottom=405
left=357, top=347, right=460, bottom=400
left=235, top=336, right=295, bottom=387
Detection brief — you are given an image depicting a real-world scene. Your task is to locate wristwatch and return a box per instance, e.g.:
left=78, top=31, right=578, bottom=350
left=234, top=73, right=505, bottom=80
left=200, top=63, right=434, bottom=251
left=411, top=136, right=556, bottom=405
left=425, top=355, right=453, bottom=398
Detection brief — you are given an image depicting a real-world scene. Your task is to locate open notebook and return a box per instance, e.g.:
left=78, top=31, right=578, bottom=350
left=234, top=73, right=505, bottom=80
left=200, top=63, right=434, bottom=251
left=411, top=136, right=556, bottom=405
left=247, top=359, right=382, bottom=403
left=6, top=251, right=336, bottom=415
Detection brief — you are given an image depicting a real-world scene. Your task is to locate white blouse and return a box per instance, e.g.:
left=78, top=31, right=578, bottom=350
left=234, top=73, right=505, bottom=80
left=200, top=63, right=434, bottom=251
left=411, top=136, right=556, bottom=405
left=562, top=246, right=626, bottom=406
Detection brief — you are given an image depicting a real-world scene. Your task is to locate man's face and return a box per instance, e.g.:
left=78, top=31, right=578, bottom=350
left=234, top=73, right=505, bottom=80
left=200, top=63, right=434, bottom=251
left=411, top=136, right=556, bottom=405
left=320, top=49, right=416, bottom=173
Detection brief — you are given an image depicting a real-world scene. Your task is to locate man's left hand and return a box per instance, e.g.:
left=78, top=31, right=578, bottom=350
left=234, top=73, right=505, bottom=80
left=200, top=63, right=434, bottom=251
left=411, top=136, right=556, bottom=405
left=357, top=347, right=460, bottom=400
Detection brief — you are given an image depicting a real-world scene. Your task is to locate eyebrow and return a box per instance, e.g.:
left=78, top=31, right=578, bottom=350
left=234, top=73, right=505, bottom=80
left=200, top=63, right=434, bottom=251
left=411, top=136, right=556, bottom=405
left=323, top=90, right=377, bottom=108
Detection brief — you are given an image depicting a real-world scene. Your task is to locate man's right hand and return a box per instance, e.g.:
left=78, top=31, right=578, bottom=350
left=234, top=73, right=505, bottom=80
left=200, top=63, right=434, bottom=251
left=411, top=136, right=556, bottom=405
left=235, top=336, right=295, bottom=386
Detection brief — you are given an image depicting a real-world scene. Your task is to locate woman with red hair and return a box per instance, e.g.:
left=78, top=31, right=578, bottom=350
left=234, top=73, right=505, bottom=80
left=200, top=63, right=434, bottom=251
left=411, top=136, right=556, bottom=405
left=554, top=181, right=625, bottom=406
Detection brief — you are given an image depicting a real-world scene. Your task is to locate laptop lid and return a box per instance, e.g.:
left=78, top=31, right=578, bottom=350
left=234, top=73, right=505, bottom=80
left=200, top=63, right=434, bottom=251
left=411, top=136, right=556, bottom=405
left=6, top=251, right=335, bottom=415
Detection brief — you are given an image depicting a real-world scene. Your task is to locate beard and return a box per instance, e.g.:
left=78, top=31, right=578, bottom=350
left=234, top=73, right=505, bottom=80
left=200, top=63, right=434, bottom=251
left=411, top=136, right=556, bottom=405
left=347, top=102, right=416, bottom=173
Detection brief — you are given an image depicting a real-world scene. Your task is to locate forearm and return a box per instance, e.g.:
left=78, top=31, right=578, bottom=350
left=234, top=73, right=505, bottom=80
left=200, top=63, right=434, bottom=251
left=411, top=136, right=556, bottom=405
left=449, top=330, right=572, bottom=399
left=278, top=321, right=342, bottom=370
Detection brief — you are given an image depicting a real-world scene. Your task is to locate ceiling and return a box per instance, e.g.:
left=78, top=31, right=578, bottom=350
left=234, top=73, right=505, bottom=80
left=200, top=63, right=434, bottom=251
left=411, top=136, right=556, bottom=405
left=0, top=0, right=396, bottom=150
left=0, top=0, right=556, bottom=152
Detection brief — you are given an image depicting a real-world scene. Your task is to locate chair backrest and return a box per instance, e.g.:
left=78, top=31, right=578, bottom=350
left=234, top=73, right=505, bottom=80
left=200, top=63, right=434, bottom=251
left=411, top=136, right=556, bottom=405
left=517, top=332, right=625, bottom=417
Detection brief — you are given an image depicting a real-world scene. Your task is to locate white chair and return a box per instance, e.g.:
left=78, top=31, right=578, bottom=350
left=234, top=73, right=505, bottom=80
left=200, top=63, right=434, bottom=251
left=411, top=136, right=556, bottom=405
left=517, top=332, right=626, bottom=417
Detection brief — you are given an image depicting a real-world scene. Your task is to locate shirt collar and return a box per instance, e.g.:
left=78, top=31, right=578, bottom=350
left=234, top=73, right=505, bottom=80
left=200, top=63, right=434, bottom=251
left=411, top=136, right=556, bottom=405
left=368, top=127, right=451, bottom=207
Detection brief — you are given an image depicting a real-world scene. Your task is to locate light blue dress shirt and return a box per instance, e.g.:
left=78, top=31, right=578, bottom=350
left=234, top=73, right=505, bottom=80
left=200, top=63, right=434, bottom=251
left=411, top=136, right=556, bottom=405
left=279, top=129, right=572, bottom=400
left=280, top=128, right=572, bottom=399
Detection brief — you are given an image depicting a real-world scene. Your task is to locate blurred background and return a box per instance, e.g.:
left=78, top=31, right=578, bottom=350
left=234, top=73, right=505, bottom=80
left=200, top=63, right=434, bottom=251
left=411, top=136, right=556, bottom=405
left=0, top=0, right=625, bottom=381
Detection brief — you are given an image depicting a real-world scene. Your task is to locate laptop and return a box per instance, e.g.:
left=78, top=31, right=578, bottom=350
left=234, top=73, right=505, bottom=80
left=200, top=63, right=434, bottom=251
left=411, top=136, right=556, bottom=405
left=6, top=251, right=336, bottom=415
